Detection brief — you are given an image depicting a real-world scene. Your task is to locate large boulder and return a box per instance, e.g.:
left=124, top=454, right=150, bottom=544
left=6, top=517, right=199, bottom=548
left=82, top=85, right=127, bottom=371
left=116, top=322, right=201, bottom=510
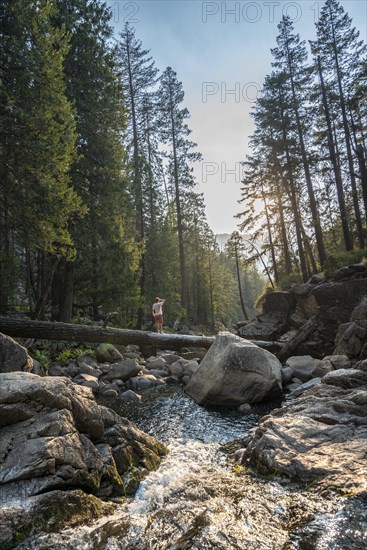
left=241, top=367, right=367, bottom=497
left=0, top=372, right=167, bottom=547
left=185, top=332, right=282, bottom=406
left=0, top=490, right=115, bottom=550
left=0, top=332, right=33, bottom=373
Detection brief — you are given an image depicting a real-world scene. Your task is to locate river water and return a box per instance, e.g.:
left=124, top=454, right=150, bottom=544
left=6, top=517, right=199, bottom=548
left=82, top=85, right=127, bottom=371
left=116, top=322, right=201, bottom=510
left=17, top=386, right=367, bottom=549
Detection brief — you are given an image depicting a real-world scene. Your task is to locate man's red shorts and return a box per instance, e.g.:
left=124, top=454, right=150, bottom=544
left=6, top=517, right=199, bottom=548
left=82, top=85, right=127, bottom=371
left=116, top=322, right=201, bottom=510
left=154, top=314, right=163, bottom=324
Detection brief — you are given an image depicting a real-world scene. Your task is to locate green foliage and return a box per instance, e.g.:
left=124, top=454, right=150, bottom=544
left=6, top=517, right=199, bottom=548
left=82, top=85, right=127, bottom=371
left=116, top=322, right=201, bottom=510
left=277, top=272, right=304, bottom=290
left=232, top=463, right=247, bottom=476
left=323, top=249, right=367, bottom=277
left=56, top=348, right=94, bottom=364
left=0, top=0, right=84, bottom=256
left=254, top=285, right=274, bottom=312
left=32, top=350, right=51, bottom=371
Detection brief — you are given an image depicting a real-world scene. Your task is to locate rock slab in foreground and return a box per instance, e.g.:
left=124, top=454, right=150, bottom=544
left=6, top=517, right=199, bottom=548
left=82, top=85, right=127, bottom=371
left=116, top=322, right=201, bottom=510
left=0, top=372, right=167, bottom=548
left=242, top=368, right=367, bottom=498
left=185, top=332, right=282, bottom=406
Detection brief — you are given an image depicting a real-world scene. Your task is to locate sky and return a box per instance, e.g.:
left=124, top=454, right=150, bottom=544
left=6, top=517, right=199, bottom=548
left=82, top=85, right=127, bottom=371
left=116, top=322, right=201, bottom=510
left=109, top=0, right=367, bottom=235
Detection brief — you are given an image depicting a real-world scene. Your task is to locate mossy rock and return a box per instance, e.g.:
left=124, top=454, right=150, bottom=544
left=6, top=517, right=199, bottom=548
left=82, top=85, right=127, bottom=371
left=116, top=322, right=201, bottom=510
left=3, top=490, right=116, bottom=549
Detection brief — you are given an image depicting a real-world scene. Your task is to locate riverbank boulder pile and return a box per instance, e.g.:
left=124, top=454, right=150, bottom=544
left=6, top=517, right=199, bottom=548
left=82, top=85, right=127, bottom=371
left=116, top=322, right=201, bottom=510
left=39, top=341, right=205, bottom=401
left=233, top=277, right=367, bottom=499
left=0, top=337, right=168, bottom=548
left=238, top=262, right=367, bottom=360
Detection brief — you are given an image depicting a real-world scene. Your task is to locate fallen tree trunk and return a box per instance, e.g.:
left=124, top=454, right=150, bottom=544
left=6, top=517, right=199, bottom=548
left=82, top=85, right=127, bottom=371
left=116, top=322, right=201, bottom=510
left=0, top=317, right=283, bottom=354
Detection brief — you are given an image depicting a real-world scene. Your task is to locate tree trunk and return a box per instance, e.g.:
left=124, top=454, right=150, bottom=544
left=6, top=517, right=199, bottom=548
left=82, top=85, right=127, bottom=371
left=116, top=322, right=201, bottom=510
left=234, top=240, right=249, bottom=320
left=261, top=182, right=278, bottom=285
left=207, top=241, right=215, bottom=330
left=301, top=224, right=318, bottom=274
left=0, top=317, right=283, bottom=353
left=278, top=86, right=308, bottom=282
left=349, top=104, right=367, bottom=224
left=0, top=193, right=10, bottom=314
left=169, top=85, right=188, bottom=318
left=317, top=55, right=352, bottom=251
left=33, top=257, right=60, bottom=320
left=285, top=39, right=326, bottom=265
left=91, top=213, right=99, bottom=321
left=356, top=144, right=367, bottom=224
left=126, top=36, right=145, bottom=329
left=329, top=9, right=364, bottom=248
left=274, top=163, right=292, bottom=275
left=146, top=115, right=157, bottom=292
left=59, top=261, right=74, bottom=323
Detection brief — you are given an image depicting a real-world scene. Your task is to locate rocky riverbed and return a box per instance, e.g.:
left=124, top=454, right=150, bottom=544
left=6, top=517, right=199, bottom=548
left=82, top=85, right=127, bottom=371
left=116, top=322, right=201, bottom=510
left=9, top=386, right=367, bottom=549
left=1, top=280, right=367, bottom=547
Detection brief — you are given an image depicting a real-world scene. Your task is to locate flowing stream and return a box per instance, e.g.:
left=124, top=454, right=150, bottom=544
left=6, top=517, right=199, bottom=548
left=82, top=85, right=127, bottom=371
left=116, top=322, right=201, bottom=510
left=17, top=386, right=367, bottom=549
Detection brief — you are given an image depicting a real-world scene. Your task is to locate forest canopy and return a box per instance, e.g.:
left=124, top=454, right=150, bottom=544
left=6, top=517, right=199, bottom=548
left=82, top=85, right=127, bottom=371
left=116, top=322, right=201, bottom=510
left=0, top=0, right=263, bottom=330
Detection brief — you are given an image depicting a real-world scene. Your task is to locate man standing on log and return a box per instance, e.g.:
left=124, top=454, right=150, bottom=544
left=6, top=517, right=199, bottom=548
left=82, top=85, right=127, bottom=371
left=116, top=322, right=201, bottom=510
left=152, top=297, right=165, bottom=333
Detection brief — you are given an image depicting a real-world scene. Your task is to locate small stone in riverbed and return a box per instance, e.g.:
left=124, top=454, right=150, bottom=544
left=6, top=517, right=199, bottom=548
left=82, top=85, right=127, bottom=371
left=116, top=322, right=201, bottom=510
left=146, top=357, right=167, bottom=370
left=286, top=377, right=321, bottom=398
left=120, top=390, right=141, bottom=403
left=285, top=355, right=321, bottom=382
left=281, top=366, right=293, bottom=384
left=74, top=373, right=99, bottom=390
left=163, top=376, right=180, bottom=385
left=103, top=388, right=119, bottom=398
left=238, top=403, right=252, bottom=414
left=149, top=369, right=169, bottom=378
left=329, top=355, right=351, bottom=370
left=128, top=375, right=165, bottom=391
left=170, top=358, right=188, bottom=378
left=183, top=360, right=199, bottom=377
left=76, top=353, right=99, bottom=370
left=105, top=359, right=141, bottom=381
left=160, top=353, right=182, bottom=365
left=95, top=343, right=123, bottom=363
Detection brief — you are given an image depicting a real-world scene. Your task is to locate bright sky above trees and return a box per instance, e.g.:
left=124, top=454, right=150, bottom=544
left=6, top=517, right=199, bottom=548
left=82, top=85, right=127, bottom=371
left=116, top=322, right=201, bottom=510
left=110, top=0, right=366, bottom=234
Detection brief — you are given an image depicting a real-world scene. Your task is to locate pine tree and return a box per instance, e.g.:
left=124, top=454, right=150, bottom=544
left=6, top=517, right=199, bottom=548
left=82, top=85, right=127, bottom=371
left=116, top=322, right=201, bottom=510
left=226, top=232, right=249, bottom=320
left=272, top=16, right=326, bottom=266
left=0, top=0, right=83, bottom=316
left=310, top=49, right=352, bottom=251
left=115, top=25, right=160, bottom=327
left=54, top=0, right=139, bottom=324
left=157, top=67, right=202, bottom=319
left=312, top=0, right=367, bottom=247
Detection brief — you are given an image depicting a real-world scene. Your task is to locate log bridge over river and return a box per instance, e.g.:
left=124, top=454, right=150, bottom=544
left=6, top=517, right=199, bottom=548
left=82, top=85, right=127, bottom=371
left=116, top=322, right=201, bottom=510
left=0, top=317, right=283, bottom=354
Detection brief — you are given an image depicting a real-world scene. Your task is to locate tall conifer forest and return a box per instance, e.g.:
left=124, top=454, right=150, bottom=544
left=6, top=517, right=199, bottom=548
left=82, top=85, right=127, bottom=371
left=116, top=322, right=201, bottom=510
left=237, top=0, right=367, bottom=287
left=0, top=0, right=366, bottom=329
left=0, top=0, right=263, bottom=329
